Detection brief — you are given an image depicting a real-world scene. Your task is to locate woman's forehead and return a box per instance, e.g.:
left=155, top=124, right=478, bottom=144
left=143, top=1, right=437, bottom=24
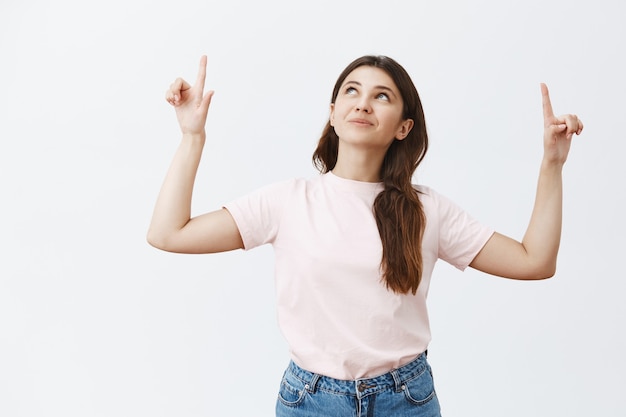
left=342, top=66, right=398, bottom=91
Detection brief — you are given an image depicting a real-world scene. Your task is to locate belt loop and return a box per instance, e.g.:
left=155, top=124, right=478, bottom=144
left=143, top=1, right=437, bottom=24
left=390, top=368, right=402, bottom=392
left=306, top=373, right=321, bottom=393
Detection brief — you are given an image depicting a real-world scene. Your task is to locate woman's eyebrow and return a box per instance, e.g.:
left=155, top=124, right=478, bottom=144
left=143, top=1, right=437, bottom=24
left=344, top=80, right=398, bottom=98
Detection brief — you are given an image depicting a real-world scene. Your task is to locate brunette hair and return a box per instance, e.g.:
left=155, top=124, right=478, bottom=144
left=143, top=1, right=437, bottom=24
left=312, top=55, right=428, bottom=295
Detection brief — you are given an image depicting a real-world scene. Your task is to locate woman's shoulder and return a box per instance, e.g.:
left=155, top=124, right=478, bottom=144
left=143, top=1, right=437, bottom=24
left=242, top=174, right=322, bottom=198
left=413, top=184, right=440, bottom=201
left=413, top=184, right=461, bottom=211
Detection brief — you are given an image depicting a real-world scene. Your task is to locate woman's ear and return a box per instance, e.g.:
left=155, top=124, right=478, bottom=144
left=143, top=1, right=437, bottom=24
left=329, top=103, right=335, bottom=126
left=395, top=119, right=414, bottom=140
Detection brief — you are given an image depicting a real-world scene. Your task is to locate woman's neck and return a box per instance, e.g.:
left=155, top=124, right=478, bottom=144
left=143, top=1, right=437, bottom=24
left=331, top=145, right=385, bottom=183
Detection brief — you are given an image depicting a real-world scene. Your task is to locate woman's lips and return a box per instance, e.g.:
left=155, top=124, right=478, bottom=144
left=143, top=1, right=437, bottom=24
left=348, top=118, right=373, bottom=126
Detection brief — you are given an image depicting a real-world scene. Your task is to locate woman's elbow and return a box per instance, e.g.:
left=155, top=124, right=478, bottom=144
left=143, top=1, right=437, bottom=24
left=523, top=262, right=557, bottom=280
left=146, top=229, right=173, bottom=252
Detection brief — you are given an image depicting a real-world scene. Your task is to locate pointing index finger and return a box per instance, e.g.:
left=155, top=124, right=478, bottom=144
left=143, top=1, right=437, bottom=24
left=195, top=55, right=208, bottom=103
left=541, top=83, right=555, bottom=121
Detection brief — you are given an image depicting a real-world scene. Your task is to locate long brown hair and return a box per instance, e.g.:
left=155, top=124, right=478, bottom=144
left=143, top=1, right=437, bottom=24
left=312, top=55, right=428, bottom=295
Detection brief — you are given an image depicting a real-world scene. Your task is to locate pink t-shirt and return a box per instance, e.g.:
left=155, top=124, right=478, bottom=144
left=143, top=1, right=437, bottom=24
left=225, top=172, right=493, bottom=379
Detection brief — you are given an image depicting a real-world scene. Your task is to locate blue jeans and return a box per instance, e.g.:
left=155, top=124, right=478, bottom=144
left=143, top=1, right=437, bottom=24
left=275, top=352, right=441, bottom=417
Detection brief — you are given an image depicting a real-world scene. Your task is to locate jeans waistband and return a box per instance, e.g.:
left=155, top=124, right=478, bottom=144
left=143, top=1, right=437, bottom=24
left=286, top=351, right=429, bottom=397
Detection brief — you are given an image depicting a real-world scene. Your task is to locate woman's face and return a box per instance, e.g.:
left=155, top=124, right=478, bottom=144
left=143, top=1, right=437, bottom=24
left=330, top=66, right=414, bottom=151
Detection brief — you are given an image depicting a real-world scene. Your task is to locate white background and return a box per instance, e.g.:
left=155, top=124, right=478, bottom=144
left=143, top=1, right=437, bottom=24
left=1, top=0, right=624, bottom=416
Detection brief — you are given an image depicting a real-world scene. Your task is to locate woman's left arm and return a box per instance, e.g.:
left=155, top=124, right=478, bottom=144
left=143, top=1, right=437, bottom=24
left=469, top=84, right=584, bottom=280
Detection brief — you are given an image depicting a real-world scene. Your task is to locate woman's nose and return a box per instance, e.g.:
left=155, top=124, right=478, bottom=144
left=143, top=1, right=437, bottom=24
left=355, top=98, right=372, bottom=113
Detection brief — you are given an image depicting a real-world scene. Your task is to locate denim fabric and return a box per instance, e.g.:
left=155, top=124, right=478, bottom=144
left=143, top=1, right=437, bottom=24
left=275, top=352, right=441, bottom=417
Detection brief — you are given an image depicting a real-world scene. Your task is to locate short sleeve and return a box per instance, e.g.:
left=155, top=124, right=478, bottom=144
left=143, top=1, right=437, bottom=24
left=223, top=179, right=297, bottom=250
left=423, top=187, right=494, bottom=270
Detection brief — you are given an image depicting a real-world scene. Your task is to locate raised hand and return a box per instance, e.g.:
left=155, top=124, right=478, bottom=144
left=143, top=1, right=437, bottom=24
left=165, top=55, right=214, bottom=135
left=541, top=83, right=583, bottom=165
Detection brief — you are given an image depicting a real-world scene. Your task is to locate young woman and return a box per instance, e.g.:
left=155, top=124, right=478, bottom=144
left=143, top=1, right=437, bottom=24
left=148, top=55, right=583, bottom=416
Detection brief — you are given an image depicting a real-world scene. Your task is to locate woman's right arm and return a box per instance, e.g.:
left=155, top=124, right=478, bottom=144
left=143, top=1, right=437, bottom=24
left=146, top=56, right=243, bottom=254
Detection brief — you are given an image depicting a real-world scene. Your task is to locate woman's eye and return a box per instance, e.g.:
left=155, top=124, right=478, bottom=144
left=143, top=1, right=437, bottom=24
left=376, top=93, right=389, bottom=101
left=345, top=86, right=357, bottom=95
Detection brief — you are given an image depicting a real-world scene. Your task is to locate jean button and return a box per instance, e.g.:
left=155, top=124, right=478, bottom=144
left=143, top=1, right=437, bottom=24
left=358, top=382, right=374, bottom=392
